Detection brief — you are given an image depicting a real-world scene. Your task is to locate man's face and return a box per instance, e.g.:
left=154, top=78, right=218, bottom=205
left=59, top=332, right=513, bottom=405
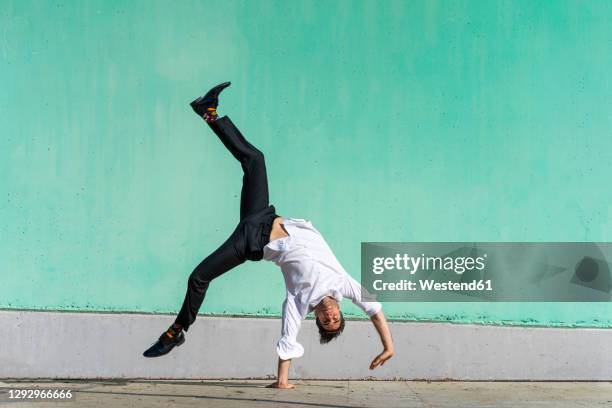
left=315, top=297, right=341, bottom=331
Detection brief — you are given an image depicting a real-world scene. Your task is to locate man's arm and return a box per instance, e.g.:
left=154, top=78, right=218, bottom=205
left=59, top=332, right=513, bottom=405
left=369, top=310, right=394, bottom=370
left=266, top=358, right=295, bottom=389
left=338, top=273, right=394, bottom=369
left=266, top=297, right=303, bottom=389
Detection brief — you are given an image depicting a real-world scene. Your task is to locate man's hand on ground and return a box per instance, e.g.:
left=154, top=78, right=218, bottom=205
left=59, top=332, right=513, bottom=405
left=369, top=349, right=394, bottom=370
left=266, top=382, right=296, bottom=389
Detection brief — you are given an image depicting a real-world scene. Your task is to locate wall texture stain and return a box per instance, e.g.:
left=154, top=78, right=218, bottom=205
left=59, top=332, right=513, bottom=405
left=1, top=0, right=611, bottom=327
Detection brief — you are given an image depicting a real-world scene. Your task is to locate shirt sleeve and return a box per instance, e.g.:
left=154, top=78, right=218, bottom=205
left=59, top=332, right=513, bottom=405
left=276, top=296, right=305, bottom=360
left=341, top=273, right=382, bottom=317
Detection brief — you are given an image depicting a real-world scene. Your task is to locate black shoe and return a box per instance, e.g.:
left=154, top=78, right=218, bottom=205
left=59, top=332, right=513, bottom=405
left=143, top=329, right=185, bottom=358
left=190, top=81, right=231, bottom=117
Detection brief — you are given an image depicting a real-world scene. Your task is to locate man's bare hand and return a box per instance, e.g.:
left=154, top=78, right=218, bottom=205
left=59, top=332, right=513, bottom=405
left=369, top=349, right=394, bottom=370
left=266, top=382, right=296, bottom=389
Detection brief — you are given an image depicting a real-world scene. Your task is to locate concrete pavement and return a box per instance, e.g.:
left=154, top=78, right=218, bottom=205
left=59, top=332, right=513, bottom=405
left=1, top=380, right=611, bottom=407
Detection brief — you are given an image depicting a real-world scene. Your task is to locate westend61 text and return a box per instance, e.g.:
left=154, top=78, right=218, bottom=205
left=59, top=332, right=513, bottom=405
left=373, top=279, right=493, bottom=292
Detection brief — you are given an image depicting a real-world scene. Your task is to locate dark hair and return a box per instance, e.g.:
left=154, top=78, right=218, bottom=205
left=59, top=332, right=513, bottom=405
left=315, top=311, right=345, bottom=344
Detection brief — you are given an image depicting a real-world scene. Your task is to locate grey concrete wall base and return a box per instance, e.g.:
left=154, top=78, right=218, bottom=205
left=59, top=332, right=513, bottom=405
left=1, top=310, right=611, bottom=380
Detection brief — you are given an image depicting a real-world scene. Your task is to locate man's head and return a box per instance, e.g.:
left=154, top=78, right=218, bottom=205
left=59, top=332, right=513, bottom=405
left=314, top=296, right=345, bottom=344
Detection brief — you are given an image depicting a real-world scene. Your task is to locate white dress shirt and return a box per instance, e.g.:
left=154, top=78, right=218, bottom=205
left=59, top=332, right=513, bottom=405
left=263, top=218, right=382, bottom=360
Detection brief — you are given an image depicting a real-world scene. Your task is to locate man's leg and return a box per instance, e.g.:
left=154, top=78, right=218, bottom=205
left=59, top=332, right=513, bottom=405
left=192, top=81, right=271, bottom=220
left=209, top=116, right=270, bottom=220
left=143, top=224, right=246, bottom=357
left=174, top=228, right=245, bottom=331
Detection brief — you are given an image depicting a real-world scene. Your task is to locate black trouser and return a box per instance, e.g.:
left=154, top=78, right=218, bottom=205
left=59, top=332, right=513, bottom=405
left=174, top=116, right=278, bottom=331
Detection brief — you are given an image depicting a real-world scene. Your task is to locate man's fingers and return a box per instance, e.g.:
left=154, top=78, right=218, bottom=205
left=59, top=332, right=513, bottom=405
left=370, top=352, right=393, bottom=370
left=370, top=357, right=381, bottom=370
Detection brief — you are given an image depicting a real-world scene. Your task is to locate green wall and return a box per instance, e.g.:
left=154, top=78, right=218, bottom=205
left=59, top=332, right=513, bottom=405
left=2, top=0, right=612, bottom=327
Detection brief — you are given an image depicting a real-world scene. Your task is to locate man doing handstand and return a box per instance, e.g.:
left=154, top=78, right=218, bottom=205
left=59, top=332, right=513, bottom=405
left=143, top=82, right=394, bottom=388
